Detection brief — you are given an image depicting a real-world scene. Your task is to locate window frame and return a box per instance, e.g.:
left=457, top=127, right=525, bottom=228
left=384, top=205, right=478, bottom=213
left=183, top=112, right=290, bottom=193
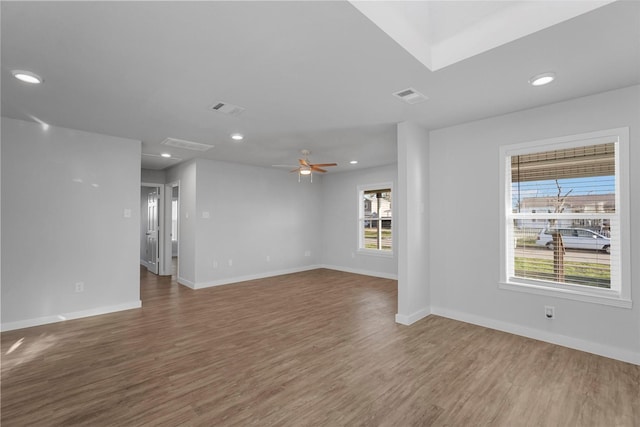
left=498, top=127, right=631, bottom=308
left=357, top=182, right=394, bottom=257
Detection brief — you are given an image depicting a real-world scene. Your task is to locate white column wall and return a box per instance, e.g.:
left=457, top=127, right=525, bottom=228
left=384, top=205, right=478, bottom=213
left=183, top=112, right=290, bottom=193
left=396, top=122, right=430, bottom=324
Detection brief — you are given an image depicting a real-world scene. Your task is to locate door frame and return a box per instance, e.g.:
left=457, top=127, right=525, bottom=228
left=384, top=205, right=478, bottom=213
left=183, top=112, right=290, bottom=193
left=141, top=182, right=165, bottom=275
left=162, top=181, right=180, bottom=277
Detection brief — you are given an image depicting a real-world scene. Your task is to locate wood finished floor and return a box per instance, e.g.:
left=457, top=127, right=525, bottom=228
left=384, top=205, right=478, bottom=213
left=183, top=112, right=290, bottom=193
left=2, top=268, right=639, bottom=426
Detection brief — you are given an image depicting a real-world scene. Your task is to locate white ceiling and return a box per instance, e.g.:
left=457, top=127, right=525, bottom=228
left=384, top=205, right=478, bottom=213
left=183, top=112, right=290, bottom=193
left=2, top=1, right=639, bottom=172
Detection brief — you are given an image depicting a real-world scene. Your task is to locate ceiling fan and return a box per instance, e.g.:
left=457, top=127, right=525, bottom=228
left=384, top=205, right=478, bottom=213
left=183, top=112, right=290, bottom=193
left=273, top=149, right=337, bottom=182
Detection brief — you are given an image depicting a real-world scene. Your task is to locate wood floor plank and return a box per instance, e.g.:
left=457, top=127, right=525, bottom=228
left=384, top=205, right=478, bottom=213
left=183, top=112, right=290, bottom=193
left=2, top=267, right=639, bottom=426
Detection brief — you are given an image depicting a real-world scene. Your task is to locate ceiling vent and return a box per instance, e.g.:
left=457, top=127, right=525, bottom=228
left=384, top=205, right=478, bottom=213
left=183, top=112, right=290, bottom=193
left=392, top=88, right=428, bottom=105
left=161, top=137, right=214, bottom=152
left=209, top=101, right=246, bottom=116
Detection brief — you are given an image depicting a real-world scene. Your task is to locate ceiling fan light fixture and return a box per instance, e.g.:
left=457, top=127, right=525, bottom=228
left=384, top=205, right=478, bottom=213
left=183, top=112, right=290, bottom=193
left=529, top=72, right=555, bottom=86
left=300, top=169, right=312, bottom=175
left=231, top=133, right=244, bottom=141
left=350, top=160, right=358, bottom=164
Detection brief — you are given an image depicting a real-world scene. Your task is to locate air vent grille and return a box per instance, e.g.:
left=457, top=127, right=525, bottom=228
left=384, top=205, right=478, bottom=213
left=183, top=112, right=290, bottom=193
left=161, top=137, right=214, bottom=152
left=209, top=101, right=246, bottom=116
left=393, top=87, right=428, bottom=105
left=396, top=89, right=415, bottom=97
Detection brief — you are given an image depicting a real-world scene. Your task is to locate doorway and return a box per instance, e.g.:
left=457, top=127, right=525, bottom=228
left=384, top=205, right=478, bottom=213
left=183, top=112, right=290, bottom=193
left=140, top=184, right=162, bottom=275
left=170, top=184, right=179, bottom=279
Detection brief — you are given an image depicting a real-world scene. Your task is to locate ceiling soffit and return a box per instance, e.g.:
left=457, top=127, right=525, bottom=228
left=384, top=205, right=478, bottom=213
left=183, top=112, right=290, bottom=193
left=348, top=0, right=615, bottom=71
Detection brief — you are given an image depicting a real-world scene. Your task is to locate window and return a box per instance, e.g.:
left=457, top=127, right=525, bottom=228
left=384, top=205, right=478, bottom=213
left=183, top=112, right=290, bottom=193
left=499, top=128, right=630, bottom=307
left=358, top=184, right=393, bottom=254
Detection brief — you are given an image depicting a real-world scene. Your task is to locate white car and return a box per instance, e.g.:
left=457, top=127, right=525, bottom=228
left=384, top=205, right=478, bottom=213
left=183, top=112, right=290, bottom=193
left=535, top=228, right=610, bottom=253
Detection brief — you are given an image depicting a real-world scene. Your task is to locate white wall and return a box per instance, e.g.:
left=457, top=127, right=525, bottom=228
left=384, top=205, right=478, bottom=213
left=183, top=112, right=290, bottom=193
left=1, top=118, right=141, bottom=330
left=193, top=159, right=322, bottom=288
left=396, top=122, right=430, bottom=324
left=320, top=163, right=398, bottom=279
left=141, top=168, right=166, bottom=184
left=428, top=86, right=640, bottom=364
left=165, top=159, right=323, bottom=288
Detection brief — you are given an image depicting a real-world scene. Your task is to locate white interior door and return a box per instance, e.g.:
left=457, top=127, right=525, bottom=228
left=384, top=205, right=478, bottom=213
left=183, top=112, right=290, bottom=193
left=145, top=188, right=159, bottom=274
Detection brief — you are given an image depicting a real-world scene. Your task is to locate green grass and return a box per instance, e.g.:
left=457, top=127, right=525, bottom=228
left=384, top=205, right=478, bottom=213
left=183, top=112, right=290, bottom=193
left=364, top=228, right=392, bottom=250
left=364, top=229, right=392, bottom=238
left=515, top=237, right=537, bottom=247
left=515, top=257, right=610, bottom=288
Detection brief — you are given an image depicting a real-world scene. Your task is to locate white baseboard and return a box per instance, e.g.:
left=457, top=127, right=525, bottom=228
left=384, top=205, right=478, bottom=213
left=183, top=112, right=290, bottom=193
left=395, top=307, right=431, bottom=325
left=320, top=264, right=398, bottom=280
left=177, top=276, right=196, bottom=289
left=1, top=300, right=142, bottom=332
left=430, top=306, right=640, bottom=366
left=190, top=264, right=396, bottom=290
left=194, top=265, right=322, bottom=289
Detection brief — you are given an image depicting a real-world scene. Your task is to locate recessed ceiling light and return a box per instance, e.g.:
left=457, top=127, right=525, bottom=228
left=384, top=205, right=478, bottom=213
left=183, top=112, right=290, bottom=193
left=529, top=72, right=555, bottom=86
left=12, top=70, right=43, bottom=84
left=231, top=133, right=244, bottom=141
left=161, top=153, right=172, bottom=158
left=349, top=160, right=358, bottom=165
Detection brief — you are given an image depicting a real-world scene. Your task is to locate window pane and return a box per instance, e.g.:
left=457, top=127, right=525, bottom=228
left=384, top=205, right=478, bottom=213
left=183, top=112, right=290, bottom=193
left=363, top=220, right=392, bottom=250
left=512, top=219, right=612, bottom=288
left=361, top=188, right=392, bottom=251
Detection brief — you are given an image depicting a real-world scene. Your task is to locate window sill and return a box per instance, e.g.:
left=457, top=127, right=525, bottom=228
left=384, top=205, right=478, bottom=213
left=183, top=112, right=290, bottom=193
left=356, top=248, right=394, bottom=258
left=499, top=280, right=632, bottom=308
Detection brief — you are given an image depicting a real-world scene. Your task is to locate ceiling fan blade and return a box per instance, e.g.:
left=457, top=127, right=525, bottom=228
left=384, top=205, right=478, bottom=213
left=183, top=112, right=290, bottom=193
left=310, top=163, right=337, bottom=167
left=311, top=166, right=327, bottom=173
left=299, top=158, right=310, bottom=167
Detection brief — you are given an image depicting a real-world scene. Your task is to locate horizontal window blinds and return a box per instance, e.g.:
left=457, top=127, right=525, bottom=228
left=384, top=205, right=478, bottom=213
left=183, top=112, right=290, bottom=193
left=511, top=142, right=615, bottom=182
left=512, top=143, right=616, bottom=214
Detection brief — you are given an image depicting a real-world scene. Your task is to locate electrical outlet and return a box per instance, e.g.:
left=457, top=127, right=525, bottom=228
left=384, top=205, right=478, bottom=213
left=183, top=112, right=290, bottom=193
left=544, top=306, right=555, bottom=319
left=304, top=250, right=311, bottom=257
left=266, top=255, right=270, bottom=262
left=213, top=260, right=218, bottom=269
left=228, top=259, right=233, bottom=267
left=75, top=282, right=84, bottom=293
